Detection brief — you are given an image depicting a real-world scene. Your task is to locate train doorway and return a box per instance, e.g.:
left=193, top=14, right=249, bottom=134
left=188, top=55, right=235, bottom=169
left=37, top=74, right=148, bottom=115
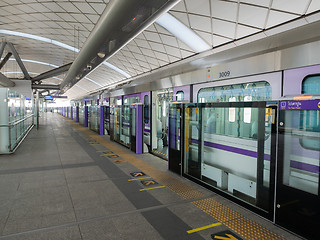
left=151, top=88, right=173, bottom=159
left=276, top=100, right=320, bottom=240
left=168, top=103, right=183, bottom=174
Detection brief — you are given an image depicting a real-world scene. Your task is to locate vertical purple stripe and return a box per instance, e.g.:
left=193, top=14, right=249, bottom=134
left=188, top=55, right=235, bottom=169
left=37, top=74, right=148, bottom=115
left=67, top=107, right=69, bottom=118
left=76, top=106, right=79, bottom=123
left=84, top=106, right=88, bottom=127
left=71, top=107, right=73, bottom=120
left=100, top=106, right=104, bottom=135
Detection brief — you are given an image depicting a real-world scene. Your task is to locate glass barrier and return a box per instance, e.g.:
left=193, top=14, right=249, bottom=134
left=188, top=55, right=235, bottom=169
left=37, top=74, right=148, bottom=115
left=0, top=88, right=34, bottom=153
left=183, top=102, right=275, bottom=214
left=89, top=106, right=100, bottom=133
left=79, top=106, right=85, bottom=125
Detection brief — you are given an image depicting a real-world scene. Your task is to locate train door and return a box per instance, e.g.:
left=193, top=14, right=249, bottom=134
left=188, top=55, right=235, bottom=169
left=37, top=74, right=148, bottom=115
left=130, top=106, right=136, bottom=153
left=168, top=103, right=183, bottom=174
left=276, top=99, right=320, bottom=240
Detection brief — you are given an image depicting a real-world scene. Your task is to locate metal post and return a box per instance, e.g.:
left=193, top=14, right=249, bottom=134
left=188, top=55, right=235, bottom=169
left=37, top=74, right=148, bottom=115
left=36, top=91, right=39, bottom=130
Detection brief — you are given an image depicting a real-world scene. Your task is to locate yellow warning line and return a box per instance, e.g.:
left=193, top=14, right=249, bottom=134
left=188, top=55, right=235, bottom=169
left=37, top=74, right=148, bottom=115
left=187, top=222, right=222, bottom=234
left=128, top=177, right=152, bottom=181
left=139, top=186, right=165, bottom=191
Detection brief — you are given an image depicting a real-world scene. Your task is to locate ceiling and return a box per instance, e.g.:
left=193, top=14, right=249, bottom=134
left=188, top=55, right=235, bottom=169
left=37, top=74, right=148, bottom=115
left=0, top=0, right=319, bottom=99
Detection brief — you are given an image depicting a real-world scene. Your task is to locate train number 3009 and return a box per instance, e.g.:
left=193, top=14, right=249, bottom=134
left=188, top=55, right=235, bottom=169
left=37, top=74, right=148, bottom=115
left=219, top=71, right=230, bottom=78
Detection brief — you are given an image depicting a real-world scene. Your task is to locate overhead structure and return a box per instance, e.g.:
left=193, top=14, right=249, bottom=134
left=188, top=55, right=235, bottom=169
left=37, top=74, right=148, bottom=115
left=6, top=42, right=31, bottom=80
left=0, top=52, right=12, bottom=70
left=60, top=0, right=181, bottom=93
left=32, top=62, right=72, bottom=83
left=0, top=0, right=319, bottom=99
left=0, top=72, right=15, bottom=87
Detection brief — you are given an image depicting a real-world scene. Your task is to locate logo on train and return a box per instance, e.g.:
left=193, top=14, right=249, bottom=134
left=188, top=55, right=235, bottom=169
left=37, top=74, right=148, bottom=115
left=280, top=101, right=286, bottom=109
left=318, top=101, right=320, bottom=109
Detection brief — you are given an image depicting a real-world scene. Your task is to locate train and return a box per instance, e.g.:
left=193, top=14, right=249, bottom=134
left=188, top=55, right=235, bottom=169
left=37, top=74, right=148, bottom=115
left=59, top=31, right=320, bottom=240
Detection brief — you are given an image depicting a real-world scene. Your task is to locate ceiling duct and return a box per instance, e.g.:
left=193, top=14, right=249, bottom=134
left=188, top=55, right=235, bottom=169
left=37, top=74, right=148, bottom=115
left=60, top=0, right=180, bottom=93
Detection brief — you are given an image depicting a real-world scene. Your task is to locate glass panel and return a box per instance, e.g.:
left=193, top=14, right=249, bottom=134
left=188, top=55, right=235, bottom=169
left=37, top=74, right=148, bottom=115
left=152, top=88, right=172, bottom=159
left=176, top=91, right=184, bottom=101
left=89, top=106, right=100, bottom=133
left=184, top=104, right=272, bottom=212
left=169, top=107, right=180, bottom=151
left=302, top=75, right=320, bottom=94
left=131, top=108, right=136, bottom=137
left=282, top=110, right=320, bottom=195
left=198, top=81, right=272, bottom=103
left=184, top=107, right=201, bottom=178
left=144, top=95, right=149, bottom=124
left=114, top=107, right=120, bottom=142
left=79, top=106, right=85, bottom=125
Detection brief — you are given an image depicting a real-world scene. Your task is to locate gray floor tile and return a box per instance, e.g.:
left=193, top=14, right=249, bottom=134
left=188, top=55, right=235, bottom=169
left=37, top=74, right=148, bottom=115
left=79, top=218, right=124, bottom=240
left=1, top=226, right=81, bottom=240
left=112, top=213, right=163, bottom=240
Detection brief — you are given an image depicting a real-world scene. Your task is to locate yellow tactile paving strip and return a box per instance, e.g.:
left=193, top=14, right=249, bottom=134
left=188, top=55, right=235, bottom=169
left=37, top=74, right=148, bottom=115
left=66, top=118, right=285, bottom=240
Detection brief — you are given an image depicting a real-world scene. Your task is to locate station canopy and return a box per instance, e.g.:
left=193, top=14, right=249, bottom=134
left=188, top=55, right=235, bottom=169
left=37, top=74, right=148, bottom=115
left=0, top=0, right=319, bottom=99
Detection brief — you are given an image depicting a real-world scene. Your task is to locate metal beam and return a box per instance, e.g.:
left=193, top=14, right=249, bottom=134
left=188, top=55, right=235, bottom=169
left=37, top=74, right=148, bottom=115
left=0, top=72, right=15, bottom=87
left=0, top=52, right=12, bottom=70
left=32, top=62, right=72, bottom=82
left=0, top=42, right=6, bottom=59
left=7, top=42, right=31, bottom=80
left=32, top=84, right=60, bottom=90
left=60, top=0, right=180, bottom=93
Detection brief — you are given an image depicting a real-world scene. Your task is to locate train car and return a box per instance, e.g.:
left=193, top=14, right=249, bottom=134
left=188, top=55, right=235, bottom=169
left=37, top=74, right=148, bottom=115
left=62, top=31, right=320, bottom=239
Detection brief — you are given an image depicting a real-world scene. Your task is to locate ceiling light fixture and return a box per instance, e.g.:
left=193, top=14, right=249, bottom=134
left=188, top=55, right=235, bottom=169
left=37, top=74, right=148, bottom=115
left=0, top=30, right=131, bottom=78
left=97, top=52, right=106, bottom=58
left=156, top=13, right=211, bottom=53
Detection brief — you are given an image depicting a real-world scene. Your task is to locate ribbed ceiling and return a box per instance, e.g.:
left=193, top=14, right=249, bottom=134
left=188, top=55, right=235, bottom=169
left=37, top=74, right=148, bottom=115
left=0, top=0, right=319, bottom=99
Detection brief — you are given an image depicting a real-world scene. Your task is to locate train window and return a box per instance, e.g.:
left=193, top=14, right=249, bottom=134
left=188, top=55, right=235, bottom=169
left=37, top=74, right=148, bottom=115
left=201, top=81, right=271, bottom=140
left=176, top=91, right=184, bottom=101
left=302, top=75, right=320, bottom=94
left=300, top=75, right=320, bottom=151
left=197, top=81, right=271, bottom=103
left=228, top=97, right=236, bottom=122
left=144, top=95, right=149, bottom=124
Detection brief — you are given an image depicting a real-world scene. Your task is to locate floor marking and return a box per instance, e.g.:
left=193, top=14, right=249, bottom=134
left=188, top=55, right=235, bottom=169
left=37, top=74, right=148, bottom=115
left=187, top=222, right=222, bottom=234
left=130, top=172, right=145, bottom=177
left=128, top=177, right=152, bottom=181
left=114, top=160, right=126, bottom=164
left=141, top=180, right=158, bottom=186
left=139, top=186, right=165, bottom=191
left=212, top=230, right=242, bottom=240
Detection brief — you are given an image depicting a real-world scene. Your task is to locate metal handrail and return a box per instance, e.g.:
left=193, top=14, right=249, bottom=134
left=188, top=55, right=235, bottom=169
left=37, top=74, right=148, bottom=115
left=0, top=114, right=34, bottom=127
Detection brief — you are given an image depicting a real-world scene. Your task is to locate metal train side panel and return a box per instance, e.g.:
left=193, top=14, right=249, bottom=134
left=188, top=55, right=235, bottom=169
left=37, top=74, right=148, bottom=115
left=283, top=64, right=320, bottom=96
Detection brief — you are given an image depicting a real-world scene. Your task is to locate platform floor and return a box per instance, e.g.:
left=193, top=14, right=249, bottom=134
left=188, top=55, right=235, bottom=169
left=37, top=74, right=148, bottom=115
left=0, top=113, right=302, bottom=240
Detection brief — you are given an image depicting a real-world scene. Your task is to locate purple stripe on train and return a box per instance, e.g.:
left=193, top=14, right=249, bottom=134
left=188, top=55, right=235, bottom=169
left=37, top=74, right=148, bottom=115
left=191, top=139, right=271, bottom=161
left=290, top=160, right=319, bottom=174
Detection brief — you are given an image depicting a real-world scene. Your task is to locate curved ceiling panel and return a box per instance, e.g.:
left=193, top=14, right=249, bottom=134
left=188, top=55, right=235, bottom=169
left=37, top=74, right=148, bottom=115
left=0, top=0, right=319, bottom=99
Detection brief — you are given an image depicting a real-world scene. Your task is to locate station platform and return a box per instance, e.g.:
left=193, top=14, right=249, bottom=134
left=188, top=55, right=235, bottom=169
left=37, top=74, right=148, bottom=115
left=0, top=113, right=302, bottom=240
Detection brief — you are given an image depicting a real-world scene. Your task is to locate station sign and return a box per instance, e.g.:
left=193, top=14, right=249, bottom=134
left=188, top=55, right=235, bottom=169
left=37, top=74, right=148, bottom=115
left=279, top=100, right=320, bottom=111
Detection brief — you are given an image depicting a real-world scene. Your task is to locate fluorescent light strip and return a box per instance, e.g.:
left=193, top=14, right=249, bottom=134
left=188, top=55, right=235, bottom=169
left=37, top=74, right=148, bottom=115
left=0, top=30, right=131, bottom=78
left=5, top=58, right=102, bottom=87
left=4, top=58, right=59, bottom=68
left=0, top=30, right=79, bottom=52
left=3, top=71, right=89, bottom=92
left=156, top=13, right=211, bottom=53
left=103, top=62, right=131, bottom=78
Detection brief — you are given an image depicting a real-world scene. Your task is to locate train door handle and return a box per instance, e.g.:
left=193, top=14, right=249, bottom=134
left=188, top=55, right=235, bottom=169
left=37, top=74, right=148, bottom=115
left=277, top=204, right=280, bottom=208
